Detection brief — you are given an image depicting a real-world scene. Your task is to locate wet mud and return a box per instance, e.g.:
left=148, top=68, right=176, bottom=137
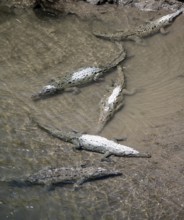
left=0, top=3, right=184, bottom=220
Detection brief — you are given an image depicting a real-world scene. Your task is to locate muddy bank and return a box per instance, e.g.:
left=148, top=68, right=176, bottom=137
left=1, top=0, right=184, bottom=19
left=0, top=0, right=184, bottom=219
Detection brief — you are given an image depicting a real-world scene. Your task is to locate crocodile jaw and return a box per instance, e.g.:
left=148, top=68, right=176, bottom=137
left=31, top=85, right=57, bottom=100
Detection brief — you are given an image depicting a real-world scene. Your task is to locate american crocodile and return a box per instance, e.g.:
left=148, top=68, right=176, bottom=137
left=35, top=122, right=151, bottom=159
left=93, top=9, right=184, bottom=43
left=96, top=65, right=135, bottom=134
left=32, top=44, right=126, bottom=100
left=7, top=166, right=122, bottom=189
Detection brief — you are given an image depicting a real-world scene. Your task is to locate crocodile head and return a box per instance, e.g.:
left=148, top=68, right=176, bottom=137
left=31, top=85, right=58, bottom=100
left=86, top=167, right=122, bottom=181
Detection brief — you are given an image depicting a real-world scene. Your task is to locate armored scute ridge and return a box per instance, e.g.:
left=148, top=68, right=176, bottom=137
left=36, top=122, right=151, bottom=160
left=93, top=9, right=184, bottom=43
left=7, top=166, right=122, bottom=189
left=31, top=43, right=127, bottom=100
left=96, top=65, right=135, bottom=134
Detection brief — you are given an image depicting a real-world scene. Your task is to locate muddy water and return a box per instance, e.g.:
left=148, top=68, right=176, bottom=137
left=0, top=6, right=184, bottom=219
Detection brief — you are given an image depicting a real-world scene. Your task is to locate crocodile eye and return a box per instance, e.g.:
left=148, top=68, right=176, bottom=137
left=42, top=85, right=56, bottom=95
left=45, top=89, right=50, bottom=93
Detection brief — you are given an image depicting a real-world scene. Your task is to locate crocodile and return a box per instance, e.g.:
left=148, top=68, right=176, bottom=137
left=35, top=122, right=151, bottom=160
left=96, top=65, right=135, bottom=134
left=31, top=43, right=127, bottom=100
left=93, top=9, right=184, bottom=43
left=7, top=166, right=122, bottom=189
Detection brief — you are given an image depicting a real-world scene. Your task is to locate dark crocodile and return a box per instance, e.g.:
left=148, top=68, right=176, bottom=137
left=7, top=166, right=122, bottom=189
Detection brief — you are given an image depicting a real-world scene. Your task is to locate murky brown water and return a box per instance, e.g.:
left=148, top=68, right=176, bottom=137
left=0, top=6, right=184, bottom=219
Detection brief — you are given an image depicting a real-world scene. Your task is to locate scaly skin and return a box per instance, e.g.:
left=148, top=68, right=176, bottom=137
left=7, top=166, right=122, bottom=189
left=93, top=9, right=184, bottom=43
left=96, top=66, right=134, bottom=134
left=32, top=44, right=127, bottom=100
left=36, top=122, right=151, bottom=160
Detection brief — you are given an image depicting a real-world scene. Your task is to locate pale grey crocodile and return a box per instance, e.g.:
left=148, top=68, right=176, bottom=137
left=93, top=9, right=184, bottom=43
left=7, top=166, right=122, bottom=189
left=35, top=122, right=151, bottom=159
left=32, top=44, right=126, bottom=100
left=96, top=65, right=135, bottom=134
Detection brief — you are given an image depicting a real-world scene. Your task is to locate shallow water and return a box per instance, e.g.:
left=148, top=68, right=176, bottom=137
left=0, top=6, right=184, bottom=219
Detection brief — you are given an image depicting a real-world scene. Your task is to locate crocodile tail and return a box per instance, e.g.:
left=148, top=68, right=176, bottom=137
left=36, top=122, right=70, bottom=142
left=7, top=179, right=33, bottom=188
left=93, top=31, right=113, bottom=40
left=93, top=31, right=123, bottom=41
left=104, top=43, right=127, bottom=71
left=93, top=124, right=104, bottom=135
left=91, top=115, right=109, bottom=135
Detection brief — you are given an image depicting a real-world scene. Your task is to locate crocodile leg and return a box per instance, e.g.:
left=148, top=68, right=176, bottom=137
left=128, top=152, right=151, bottom=158
left=93, top=72, right=103, bottom=81
left=160, top=27, right=169, bottom=35
left=72, top=139, right=83, bottom=150
left=72, top=87, right=81, bottom=95
left=64, top=87, right=81, bottom=94
left=76, top=177, right=88, bottom=186
left=73, top=177, right=89, bottom=189
left=129, top=35, right=143, bottom=44
left=122, top=88, right=136, bottom=95
left=115, top=101, right=125, bottom=112
left=112, top=137, right=127, bottom=143
left=101, top=151, right=113, bottom=162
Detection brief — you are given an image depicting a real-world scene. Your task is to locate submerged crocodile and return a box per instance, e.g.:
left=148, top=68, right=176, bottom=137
left=93, top=9, right=184, bottom=43
left=96, top=65, right=134, bottom=134
left=32, top=44, right=127, bottom=100
left=7, top=166, right=122, bottom=189
left=35, top=122, right=151, bottom=159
